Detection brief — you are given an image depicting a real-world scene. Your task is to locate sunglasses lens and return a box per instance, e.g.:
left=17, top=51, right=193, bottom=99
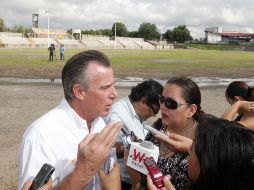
left=165, top=99, right=178, bottom=109
left=159, top=96, right=178, bottom=109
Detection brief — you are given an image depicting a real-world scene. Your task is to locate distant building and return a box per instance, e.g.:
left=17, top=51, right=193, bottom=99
left=29, top=27, right=69, bottom=39
left=205, top=26, right=254, bottom=44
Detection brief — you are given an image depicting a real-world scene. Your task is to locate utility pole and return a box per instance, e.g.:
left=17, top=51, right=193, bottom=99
left=45, top=10, right=50, bottom=47
left=114, top=18, right=117, bottom=50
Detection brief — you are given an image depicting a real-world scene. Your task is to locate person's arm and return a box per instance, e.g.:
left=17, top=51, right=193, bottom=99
left=55, top=121, right=122, bottom=190
left=147, top=175, right=175, bottom=190
left=222, top=101, right=254, bottom=130
left=98, top=163, right=121, bottom=190
left=124, top=149, right=142, bottom=190
left=222, top=101, right=244, bottom=121
left=222, top=101, right=254, bottom=121
left=155, top=133, right=193, bottom=154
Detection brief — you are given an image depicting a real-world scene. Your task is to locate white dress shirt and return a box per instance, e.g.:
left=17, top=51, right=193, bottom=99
left=19, top=98, right=107, bottom=190
left=104, top=96, right=149, bottom=183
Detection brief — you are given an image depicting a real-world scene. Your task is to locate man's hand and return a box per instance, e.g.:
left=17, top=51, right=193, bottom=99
left=22, top=178, right=52, bottom=190
left=147, top=175, right=175, bottom=190
left=98, top=163, right=121, bottom=190
left=74, top=121, right=122, bottom=184
left=155, top=133, right=193, bottom=154
left=56, top=121, right=122, bottom=190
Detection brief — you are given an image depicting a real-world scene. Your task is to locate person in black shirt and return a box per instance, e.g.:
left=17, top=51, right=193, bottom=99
left=48, top=44, right=55, bottom=62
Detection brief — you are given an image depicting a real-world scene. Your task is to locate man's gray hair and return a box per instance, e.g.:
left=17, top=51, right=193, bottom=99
left=62, top=50, right=111, bottom=102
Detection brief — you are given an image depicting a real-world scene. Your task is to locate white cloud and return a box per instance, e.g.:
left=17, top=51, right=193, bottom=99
left=0, top=0, right=254, bottom=39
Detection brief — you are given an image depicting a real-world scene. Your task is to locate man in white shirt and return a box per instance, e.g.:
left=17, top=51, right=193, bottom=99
left=104, top=79, right=163, bottom=190
left=19, top=50, right=122, bottom=190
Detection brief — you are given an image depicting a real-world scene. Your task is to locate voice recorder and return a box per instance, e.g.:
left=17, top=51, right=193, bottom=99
left=143, top=157, right=164, bottom=188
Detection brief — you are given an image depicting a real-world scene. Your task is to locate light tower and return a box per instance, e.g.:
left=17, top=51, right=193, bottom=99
left=114, top=18, right=117, bottom=50
left=45, top=10, right=51, bottom=48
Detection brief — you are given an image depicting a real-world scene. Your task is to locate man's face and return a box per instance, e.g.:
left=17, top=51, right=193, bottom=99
left=83, top=62, right=117, bottom=118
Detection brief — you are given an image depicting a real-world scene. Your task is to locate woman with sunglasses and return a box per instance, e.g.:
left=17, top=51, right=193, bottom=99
left=144, top=76, right=204, bottom=190
left=222, top=81, right=254, bottom=131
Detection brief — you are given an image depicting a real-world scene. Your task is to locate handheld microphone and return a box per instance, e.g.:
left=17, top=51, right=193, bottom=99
left=103, top=147, right=117, bottom=174
left=143, top=125, right=169, bottom=139
left=126, top=141, right=159, bottom=175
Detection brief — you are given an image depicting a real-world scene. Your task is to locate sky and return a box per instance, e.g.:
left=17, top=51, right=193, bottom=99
left=1, top=0, right=254, bottom=39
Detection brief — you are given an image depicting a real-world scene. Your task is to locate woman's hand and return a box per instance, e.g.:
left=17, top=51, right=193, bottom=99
left=147, top=175, right=175, bottom=190
left=155, top=133, right=193, bottom=154
left=239, top=101, right=254, bottom=112
left=222, top=101, right=254, bottom=120
left=99, top=163, right=121, bottom=190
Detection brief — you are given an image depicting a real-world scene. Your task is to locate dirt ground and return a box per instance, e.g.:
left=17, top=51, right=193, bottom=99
left=0, top=82, right=229, bottom=190
left=1, top=65, right=254, bottom=80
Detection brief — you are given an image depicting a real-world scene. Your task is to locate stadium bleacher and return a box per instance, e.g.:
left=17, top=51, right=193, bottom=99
left=56, top=39, right=83, bottom=48
left=134, top=41, right=155, bottom=49
left=99, top=40, right=123, bottom=49
left=30, top=38, right=57, bottom=48
left=81, top=40, right=104, bottom=48
left=118, top=40, right=141, bottom=49
left=0, top=31, right=162, bottom=49
left=0, top=37, right=32, bottom=48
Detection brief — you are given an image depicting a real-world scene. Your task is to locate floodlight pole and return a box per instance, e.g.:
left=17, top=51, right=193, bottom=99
left=114, top=19, right=117, bottom=50
left=46, top=10, right=50, bottom=47
left=160, top=28, right=163, bottom=41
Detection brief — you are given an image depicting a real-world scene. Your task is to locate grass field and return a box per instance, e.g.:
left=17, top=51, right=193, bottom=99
left=0, top=48, right=254, bottom=79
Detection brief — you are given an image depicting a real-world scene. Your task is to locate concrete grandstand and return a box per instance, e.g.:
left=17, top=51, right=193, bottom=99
left=0, top=28, right=160, bottom=49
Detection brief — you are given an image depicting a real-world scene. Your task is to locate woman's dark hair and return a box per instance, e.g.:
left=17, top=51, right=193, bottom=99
left=129, top=79, right=163, bottom=106
left=62, top=50, right=110, bottom=102
left=191, top=115, right=254, bottom=190
left=166, top=77, right=203, bottom=121
left=225, top=81, right=254, bottom=101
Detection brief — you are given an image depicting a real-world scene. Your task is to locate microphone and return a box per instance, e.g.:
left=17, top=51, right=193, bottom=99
left=103, top=147, right=117, bottom=174
left=143, top=124, right=169, bottom=139
left=126, top=141, right=159, bottom=175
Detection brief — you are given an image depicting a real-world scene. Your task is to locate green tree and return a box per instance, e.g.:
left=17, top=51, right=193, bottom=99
left=164, top=29, right=174, bottom=42
left=112, top=22, right=128, bottom=37
left=128, top=31, right=139, bottom=38
left=81, top=29, right=96, bottom=35
left=0, top=18, right=7, bottom=32
left=11, top=25, right=30, bottom=37
left=101, top=29, right=112, bottom=36
left=12, top=25, right=29, bottom=33
left=138, top=22, right=160, bottom=40
left=81, top=29, right=112, bottom=36
left=172, top=25, right=192, bottom=43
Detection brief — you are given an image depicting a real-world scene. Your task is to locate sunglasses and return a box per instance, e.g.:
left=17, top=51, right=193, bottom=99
left=159, top=96, right=189, bottom=110
left=148, top=103, right=160, bottom=115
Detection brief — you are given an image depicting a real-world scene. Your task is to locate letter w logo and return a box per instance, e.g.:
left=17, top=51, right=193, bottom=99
left=132, top=149, right=146, bottom=162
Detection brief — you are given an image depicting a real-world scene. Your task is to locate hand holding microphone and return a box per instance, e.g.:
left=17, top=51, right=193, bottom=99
left=144, top=125, right=192, bottom=154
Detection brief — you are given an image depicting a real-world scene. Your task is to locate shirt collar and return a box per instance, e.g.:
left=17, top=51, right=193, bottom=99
left=59, top=98, right=105, bottom=133
left=126, top=97, right=144, bottom=123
